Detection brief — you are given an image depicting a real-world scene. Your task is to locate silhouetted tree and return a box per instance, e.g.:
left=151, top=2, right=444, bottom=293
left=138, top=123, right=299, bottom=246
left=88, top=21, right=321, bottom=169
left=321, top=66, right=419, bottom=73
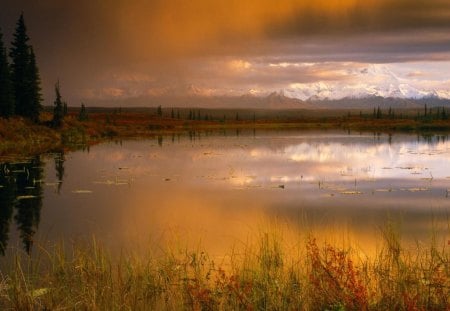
left=78, top=103, right=88, bottom=121
left=0, top=164, right=16, bottom=255
left=171, top=108, right=175, bottom=118
left=27, top=47, right=42, bottom=122
left=52, top=81, right=64, bottom=128
left=157, top=105, right=162, bottom=117
left=0, top=29, right=14, bottom=118
left=14, top=156, right=43, bottom=254
left=63, top=102, right=68, bottom=116
left=54, top=151, right=65, bottom=194
left=442, top=107, right=448, bottom=120
left=10, top=14, right=42, bottom=122
left=376, top=107, right=382, bottom=119
left=177, top=109, right=180, bottom=119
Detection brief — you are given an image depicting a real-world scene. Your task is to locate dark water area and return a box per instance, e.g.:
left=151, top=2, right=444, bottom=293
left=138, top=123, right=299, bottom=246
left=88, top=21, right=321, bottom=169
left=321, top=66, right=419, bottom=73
left=0, top=130, right=449, bottom=258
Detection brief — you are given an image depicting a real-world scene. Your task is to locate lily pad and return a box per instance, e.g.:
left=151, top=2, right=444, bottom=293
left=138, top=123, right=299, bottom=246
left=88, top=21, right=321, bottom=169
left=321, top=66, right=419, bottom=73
left=72, top=190, right=93, bottom=194
left=17, top=195, right=38, bottom=200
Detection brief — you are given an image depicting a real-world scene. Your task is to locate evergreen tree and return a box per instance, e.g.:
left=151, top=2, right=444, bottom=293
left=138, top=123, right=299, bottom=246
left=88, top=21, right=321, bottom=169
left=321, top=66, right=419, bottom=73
left=376, top=107, right=382, bottom=119
left=10, top=13, right=29, bottom=118
left=10, top=14, right=42, bottom=122
left=78, top=103, right=88, bottom=121
left=157, top=105, right=162, bottom=117
left=52, top=81, right=64, bottom=128
left=63, top=102, right=68, bottom=116
left=27, top=47, right=42, bottom=122
left=442, top=107, right=448, bottom=120
left=0, top=29, right=14, bottom=118
left=171, top=108, right=175, bottom=118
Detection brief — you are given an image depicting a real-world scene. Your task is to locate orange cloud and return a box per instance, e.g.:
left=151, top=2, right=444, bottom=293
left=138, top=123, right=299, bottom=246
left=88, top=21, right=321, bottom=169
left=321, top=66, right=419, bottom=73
left=113, top=0, right=384, bottom=59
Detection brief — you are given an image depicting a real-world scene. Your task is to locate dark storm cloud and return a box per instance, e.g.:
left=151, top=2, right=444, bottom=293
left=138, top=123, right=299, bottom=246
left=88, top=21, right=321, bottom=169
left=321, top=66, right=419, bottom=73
left=267, top=0, right=450, bottom=37
left=1, top=0, right=450, bottom=103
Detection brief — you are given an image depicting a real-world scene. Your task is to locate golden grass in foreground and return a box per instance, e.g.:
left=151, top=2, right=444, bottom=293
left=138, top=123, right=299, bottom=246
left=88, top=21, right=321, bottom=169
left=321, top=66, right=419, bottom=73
left=0, top=225, right=448, bottom=311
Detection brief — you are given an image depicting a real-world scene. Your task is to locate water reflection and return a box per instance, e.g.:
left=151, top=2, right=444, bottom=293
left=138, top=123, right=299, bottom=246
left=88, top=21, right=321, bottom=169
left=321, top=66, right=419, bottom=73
left=0, top=131, right=448, bottom=257
left=0, top=156, right=45, bottom=254
left=54, top=151, right=65, bottom=194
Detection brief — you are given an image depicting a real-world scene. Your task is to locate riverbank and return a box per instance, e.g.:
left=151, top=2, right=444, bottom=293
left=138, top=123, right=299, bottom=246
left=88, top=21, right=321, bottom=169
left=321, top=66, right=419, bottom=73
left=2, top=111, right=450, bottom=158
left=0, top=226, right=448, bottom=310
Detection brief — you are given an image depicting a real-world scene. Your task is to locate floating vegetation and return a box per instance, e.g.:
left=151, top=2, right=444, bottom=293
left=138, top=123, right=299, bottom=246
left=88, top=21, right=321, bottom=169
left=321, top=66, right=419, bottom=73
left=407, top=188, right=430, bottom=192
left=375, top=188, right=394, bottom=192
left=93, top=176, right=132, bottom=186
left=16, top=195, right=38, bottom=200
left=340, top=191, right=363, bottom=195
left=72, top=190, right=93, bottom=194
left=93, top=180, right=115, bottom=185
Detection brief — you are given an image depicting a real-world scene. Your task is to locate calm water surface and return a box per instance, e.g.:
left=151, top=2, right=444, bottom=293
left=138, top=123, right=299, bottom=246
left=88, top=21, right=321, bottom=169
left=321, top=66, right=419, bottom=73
left=1, top=130, right=449, bottom=257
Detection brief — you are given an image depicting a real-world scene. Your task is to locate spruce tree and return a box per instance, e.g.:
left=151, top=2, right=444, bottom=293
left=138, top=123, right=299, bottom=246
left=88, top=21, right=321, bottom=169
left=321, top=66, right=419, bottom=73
left=52, top=81, right=64, bottom=128
left=78, top=103, right=88, bottom=121
left=63, top=102, right=68, bottom=116
left=0, top=29, right=14, bottom=118
left=27, top=47, right=42, bottom=122
left=10, top=13, right=42, bottom=122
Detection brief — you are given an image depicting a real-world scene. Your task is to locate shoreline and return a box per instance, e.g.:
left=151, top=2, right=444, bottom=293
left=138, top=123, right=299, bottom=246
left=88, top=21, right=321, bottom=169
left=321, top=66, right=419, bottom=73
left=1, top=111, right=450, bottom=158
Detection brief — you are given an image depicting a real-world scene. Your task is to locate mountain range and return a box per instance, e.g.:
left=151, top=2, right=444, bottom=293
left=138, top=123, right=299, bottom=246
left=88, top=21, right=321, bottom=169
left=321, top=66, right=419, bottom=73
left=87, top=65, right=450, bottom=109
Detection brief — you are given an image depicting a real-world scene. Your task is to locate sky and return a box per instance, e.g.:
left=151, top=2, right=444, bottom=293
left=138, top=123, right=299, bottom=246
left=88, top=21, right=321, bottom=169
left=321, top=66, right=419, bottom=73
left=1, top=0, right=450, bottom=106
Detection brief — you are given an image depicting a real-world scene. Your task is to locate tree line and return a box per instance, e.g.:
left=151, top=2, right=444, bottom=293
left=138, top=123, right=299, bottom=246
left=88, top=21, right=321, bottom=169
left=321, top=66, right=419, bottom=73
left=0, top=13, right=42, bottom=122
left=0, top=13, right=80, bottom=127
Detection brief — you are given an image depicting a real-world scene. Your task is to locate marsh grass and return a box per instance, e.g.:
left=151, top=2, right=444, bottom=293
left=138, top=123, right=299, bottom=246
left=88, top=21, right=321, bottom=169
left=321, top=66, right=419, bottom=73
left=0, top=225, right=448, bottom=310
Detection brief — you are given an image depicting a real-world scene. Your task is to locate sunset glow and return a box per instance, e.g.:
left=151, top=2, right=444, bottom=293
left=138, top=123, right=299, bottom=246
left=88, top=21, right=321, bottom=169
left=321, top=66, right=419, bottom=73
left=1, top=0, right=450, bottom=105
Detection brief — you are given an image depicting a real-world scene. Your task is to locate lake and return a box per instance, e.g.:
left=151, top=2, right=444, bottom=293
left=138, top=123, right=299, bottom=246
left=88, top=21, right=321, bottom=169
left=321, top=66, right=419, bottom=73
left=1, top=130, right=449, bottom=258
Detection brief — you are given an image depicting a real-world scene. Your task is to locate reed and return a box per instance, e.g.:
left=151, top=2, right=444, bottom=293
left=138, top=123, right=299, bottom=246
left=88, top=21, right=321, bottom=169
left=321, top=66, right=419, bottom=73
left=0, top=225, right=448, bottom=310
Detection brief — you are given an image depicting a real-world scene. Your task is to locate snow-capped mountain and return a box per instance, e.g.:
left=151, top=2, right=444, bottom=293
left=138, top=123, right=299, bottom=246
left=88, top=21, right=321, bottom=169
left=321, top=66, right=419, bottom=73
left=283, top=65, right=447, bottom=101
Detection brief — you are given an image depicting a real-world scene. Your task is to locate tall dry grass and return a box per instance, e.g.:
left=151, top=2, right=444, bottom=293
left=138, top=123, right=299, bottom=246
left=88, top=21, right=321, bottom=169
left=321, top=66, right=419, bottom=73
left=0, top=225, right=448, bottom=310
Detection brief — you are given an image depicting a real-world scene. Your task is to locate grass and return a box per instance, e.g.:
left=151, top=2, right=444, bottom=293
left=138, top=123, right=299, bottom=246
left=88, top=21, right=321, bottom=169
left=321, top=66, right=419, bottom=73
left=0, top=225, right=448, bottom=310
left=0, top=117, right=60, bottom=158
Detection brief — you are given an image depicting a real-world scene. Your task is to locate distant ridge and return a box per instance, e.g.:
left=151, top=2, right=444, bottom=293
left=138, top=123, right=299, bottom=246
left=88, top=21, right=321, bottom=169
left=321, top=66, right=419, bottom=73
left=86, top=92, right=450, bottom=110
